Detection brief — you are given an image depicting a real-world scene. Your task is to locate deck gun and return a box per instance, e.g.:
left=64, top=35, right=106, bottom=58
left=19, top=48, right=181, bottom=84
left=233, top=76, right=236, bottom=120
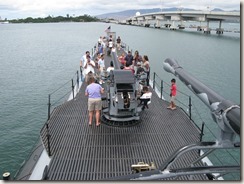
left=101, top=52, right=143, bottom=125
left=163, top=58, right=240, bottom=144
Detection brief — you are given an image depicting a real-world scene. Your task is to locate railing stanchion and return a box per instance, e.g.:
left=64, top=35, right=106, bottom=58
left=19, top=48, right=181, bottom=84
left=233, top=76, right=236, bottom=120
left=200, top=122, right=205, bottom=142
left=76, top=70, right=79, bottom=87
left=153, top=72, right=156, bottom=90
left=48, top=94, right=51, bottom=120
left=189, top=96, right=192, bottom=120
left=160, top=80, right=163, bottom=99
left=46, top=94, right=52, bottom=156
left=45, top=122, right=51, bottom=156
left=72, top=79, right=74, bottom=99
left=80, top=66, right=83, bottom=81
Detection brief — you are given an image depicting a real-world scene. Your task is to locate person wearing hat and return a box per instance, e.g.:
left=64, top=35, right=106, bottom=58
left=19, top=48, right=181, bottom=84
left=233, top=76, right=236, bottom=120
left=136, top=62, right=145, bottom=75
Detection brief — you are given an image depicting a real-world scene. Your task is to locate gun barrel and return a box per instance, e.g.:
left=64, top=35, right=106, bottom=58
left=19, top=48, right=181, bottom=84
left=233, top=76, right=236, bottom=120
left=163, top=58, right=240, bottom=135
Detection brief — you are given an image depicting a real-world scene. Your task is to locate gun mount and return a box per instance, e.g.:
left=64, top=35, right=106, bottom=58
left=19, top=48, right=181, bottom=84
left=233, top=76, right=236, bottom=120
left=101, top=69, right=144, bottom=126
left=100, top=51, right=148, bottom=126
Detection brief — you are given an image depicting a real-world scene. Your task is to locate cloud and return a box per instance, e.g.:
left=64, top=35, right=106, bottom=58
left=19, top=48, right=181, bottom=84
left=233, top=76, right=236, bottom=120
left=0, top=0, right=240, bottom=19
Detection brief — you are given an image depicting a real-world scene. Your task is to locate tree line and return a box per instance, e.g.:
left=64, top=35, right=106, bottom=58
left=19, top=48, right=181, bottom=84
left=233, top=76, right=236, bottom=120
left=9, top=14, right=99, bottom=23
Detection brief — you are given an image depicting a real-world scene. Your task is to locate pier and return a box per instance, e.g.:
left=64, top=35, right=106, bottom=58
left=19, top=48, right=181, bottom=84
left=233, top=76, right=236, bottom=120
left=126, top=11, right=240, bottom=34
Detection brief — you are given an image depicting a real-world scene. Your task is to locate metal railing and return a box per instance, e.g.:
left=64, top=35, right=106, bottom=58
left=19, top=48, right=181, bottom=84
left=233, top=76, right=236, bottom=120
left=44, top=45, right=97, bottom=156
left=151, top=72, right=203, bottom=132
left=45, top=70, right=81, bottom=156
left=150, top=72, right=240, bottom=180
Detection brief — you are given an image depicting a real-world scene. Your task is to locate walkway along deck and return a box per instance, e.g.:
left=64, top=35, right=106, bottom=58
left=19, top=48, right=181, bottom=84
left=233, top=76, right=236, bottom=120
left=39, top=50, right=207, bottom=180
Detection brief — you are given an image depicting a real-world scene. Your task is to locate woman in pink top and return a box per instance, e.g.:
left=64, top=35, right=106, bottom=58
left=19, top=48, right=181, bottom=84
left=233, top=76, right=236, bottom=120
left=119, top=53, right=126, bottom=66
left=123, top=62, right=135, bottom=74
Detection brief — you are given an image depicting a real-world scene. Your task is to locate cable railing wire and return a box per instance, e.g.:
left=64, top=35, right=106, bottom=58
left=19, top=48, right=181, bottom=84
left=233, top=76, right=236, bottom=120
left=49, top=79, right=72, bottom=96
left=45, top=69, right=81, bottom=157
left=49, top=71, right=78, bottom=95
left=162, top=79, right=190, bottom=97
left=152, top=71, right=212, bottom=135
left=51, top=90, right=72, bottom=107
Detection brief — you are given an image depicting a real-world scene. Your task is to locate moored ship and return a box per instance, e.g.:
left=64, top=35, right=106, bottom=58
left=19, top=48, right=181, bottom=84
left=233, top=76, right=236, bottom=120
left=7, top=31, right=240, bottom=181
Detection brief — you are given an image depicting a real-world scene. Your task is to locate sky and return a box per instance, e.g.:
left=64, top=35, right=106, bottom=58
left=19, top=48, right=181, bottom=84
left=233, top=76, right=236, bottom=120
left=0, top=0, right=241, bottom=20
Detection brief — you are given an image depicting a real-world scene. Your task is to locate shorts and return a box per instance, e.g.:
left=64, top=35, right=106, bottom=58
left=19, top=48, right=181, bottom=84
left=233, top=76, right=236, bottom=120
left=88, top=98, right=102, bottom=111
left=170, top=96, right=176, bottom=103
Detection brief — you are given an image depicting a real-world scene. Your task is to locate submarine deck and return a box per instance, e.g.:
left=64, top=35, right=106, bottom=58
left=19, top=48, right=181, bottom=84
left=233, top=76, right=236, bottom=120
left=38, top=49, right=207, bottom=180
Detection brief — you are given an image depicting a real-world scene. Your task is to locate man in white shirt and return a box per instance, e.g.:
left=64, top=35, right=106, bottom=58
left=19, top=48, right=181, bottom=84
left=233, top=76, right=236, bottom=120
left=80, top=51, right=90, bottom=80
left=140, top=86, right=152, bottom=110
left=106, top=61, right=114, bottom=73
left=80, top=51, right=90, bottom=68
left=108, top=39, right=113, bottom=48
left=98, top=36, right=102, bottom=44
left=83, top=55, right=95, bottom=83
left=98, top=54, right=105, bottom=72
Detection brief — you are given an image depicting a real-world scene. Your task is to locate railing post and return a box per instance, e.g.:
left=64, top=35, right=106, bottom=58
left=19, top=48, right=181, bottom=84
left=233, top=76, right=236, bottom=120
left=80, top=66, right=83, bottom=81
left=189, top=96, right=192, bottom=120
left=45, top=122, right=51, bottom=156
left=153, top=72, right=156, bottom=90
left=72, top=79, right=74, bottom=99
left=160, top=80, right=163, bottom=99
left=200, top=122, right=205, bottom=142
left=48, top=94, right=51, bottom=120
left=76, top=70, right=79, bottom=87
left=46, top=94, right=51, bottom=156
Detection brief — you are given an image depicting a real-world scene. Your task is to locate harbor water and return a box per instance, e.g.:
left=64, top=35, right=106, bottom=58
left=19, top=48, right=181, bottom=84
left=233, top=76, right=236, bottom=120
left=0, top=22, right=240, bottom=179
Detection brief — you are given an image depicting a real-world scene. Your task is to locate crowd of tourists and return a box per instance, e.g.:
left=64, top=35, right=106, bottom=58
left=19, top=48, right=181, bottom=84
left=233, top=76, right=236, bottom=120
left=79, top=34, right=176, bottom=126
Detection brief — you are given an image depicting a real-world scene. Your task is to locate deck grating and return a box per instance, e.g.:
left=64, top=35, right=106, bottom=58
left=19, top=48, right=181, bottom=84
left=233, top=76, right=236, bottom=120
left=40, top=49, right=207, bottom=180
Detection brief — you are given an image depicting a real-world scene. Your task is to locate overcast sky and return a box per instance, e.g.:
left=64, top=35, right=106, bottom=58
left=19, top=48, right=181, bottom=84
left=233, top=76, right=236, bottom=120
left=0, top=0, right=241, bottom=20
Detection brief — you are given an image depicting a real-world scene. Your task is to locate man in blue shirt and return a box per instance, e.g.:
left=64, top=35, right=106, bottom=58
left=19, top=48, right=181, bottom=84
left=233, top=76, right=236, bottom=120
left=125, top=51, right=133, bottom=66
